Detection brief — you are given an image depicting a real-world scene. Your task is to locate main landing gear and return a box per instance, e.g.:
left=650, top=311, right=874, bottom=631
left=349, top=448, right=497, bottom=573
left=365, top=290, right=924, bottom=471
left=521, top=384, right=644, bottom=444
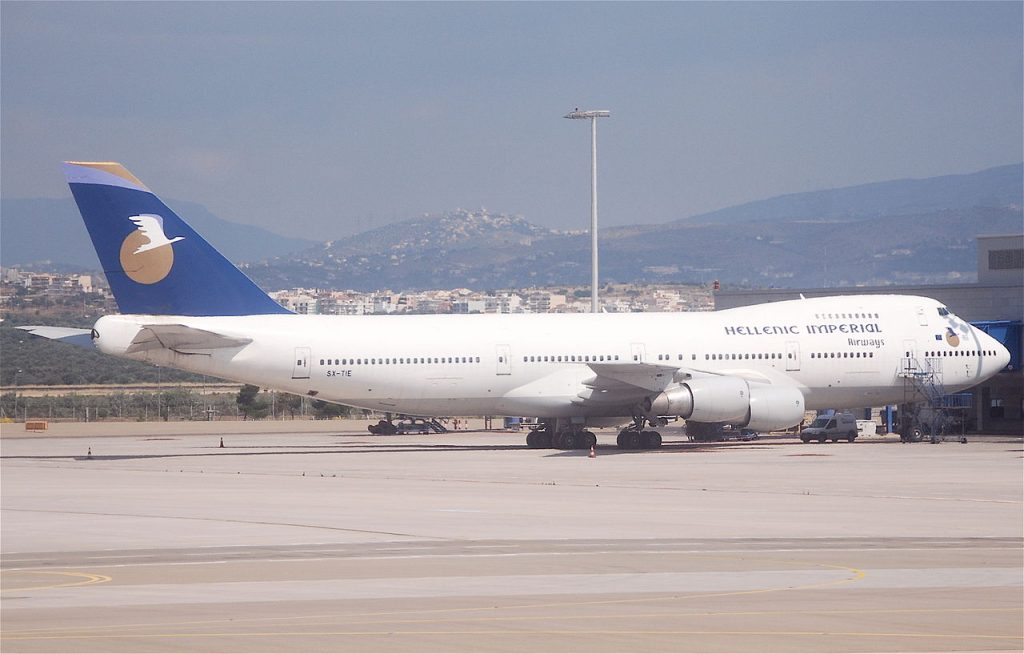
left=525, top=417, right=663, bottom=450
left=525, top=420, right=597, bottom=450
left=616, top=415, right=663, bottom=450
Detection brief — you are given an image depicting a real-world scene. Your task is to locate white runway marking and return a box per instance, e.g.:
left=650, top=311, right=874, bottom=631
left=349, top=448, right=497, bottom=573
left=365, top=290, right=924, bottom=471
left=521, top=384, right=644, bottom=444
left=4, top=568, right=1019, bottom=610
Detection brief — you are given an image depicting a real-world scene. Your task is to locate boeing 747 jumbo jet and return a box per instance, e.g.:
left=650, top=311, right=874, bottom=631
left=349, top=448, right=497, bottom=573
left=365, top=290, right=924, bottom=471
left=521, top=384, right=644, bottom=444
left=22, top=162, right=1011, bottom=448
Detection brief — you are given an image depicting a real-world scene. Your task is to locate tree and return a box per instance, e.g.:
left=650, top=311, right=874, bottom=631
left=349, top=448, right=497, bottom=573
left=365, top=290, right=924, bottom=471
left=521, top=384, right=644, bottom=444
left=312, top=399, right=347, bottom=420
left=0, top=392, right=15, bottom=419
left=280, top=393, right=304, bottom=419
left=236, top=384, right=269, bottom=420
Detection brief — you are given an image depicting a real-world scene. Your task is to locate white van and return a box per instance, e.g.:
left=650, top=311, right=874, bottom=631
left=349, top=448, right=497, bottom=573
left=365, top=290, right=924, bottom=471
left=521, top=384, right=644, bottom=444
left=800, top=413, right=859, bottom=443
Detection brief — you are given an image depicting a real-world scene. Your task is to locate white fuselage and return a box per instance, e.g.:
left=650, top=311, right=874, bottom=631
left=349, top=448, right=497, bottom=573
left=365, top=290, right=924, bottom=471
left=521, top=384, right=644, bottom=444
left=92, top=295, right=1009, bottom=421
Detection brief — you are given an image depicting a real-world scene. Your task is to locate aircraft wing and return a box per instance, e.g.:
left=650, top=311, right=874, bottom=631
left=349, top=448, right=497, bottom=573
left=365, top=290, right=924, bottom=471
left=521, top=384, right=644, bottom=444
left=17, top=325, right=95, bottom=348
left=574, top=362, right=688, bottom=406
left=125, top=324, right=252, bottom=354
left=574, top=362, right=791, bottom=409
left=585, top=362, right=683, bottom=392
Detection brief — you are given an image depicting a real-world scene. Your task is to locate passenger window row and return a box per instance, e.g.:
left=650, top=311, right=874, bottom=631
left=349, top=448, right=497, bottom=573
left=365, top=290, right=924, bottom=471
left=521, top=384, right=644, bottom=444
left=810, top=352, right=875, bottom=359
left=813, top=312, right=880, bottom=319
left=925, top=349, right=995, bottom=358
left=317, top=347, right=993, bottom=368
left=319, top=356, right=480, bottom=366
left=523, top=354, right=621, bottom=363
left=705, top=352, right=787, bottom=361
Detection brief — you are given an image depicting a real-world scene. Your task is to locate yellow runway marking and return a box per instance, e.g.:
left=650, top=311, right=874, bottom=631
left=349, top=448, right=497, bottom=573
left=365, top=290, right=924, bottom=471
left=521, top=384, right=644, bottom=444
left=1, top=570, right=111, bottom=592
left=2, top=556, right=863, bottom=637
left=3, top=554, right=1017, bottom=648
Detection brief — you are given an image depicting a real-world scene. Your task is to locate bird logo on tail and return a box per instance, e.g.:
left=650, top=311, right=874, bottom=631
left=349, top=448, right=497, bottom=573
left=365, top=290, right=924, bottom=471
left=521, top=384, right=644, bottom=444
left=119, top=214, right=185, bottom=284
left=129, top=214, right=184, bottom=253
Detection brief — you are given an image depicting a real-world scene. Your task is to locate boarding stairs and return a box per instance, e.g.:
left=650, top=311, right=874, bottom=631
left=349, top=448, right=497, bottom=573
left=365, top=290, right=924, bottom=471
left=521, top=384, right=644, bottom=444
left=898, top=356, right=970, bottom=441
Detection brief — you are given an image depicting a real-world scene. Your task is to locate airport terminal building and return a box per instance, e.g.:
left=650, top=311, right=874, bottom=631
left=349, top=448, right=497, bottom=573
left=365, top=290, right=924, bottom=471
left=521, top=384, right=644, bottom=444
left=714, top=234, right=1023, bottom=434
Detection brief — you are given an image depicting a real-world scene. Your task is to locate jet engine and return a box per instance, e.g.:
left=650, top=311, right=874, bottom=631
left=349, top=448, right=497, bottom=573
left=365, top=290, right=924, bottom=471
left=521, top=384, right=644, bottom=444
left=645, top=376, right=749, bottom=423
left=645, top=377, right=805, bottom=432
left=744, top=383, right=805, bottom=431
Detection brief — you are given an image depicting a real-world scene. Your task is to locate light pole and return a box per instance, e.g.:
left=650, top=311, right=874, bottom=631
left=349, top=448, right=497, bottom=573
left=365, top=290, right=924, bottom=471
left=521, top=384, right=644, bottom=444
left=13, top=369, right=22, bottom=421
left=564, top=108, right=610, bottom=313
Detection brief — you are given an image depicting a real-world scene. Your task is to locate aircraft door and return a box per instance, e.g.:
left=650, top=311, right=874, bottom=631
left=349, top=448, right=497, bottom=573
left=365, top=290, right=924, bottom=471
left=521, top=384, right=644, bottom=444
left=630, top=343, right=646, bottom=363
left=901, top=338, right=918, bottom=374
left=292, top=347, right=311, bottom=379
left=785, top=341, right=800, bottom=371
left=496, top=344, right=512, bottom=375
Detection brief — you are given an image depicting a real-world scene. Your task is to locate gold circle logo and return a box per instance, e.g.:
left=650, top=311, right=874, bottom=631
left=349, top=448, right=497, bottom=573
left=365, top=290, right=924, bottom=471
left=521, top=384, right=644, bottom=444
left=945, top=330, right=960, bottom=348
left=119, top=231, right=174, bottom=284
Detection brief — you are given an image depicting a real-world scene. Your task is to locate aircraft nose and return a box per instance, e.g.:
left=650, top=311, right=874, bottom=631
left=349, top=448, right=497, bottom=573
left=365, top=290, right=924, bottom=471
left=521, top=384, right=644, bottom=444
left=978, top=328, right=1011, bottom=374
left=994, top=340, right=1010, bottom=372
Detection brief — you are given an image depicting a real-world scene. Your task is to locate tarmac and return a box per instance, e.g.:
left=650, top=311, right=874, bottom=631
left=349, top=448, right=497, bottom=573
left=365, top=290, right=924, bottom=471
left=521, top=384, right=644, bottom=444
left=1, top=420, right=1022, bottom=653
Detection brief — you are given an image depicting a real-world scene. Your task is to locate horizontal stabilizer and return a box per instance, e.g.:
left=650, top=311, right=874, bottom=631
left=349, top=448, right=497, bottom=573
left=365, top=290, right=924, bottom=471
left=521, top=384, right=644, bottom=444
left=125, top=324, right=252, bottom=354
left=17, top=325, right=95, bottom=348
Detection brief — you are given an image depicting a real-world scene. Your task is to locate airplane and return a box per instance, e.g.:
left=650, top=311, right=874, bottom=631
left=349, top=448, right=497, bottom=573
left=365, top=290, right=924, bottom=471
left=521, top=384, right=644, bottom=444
left=20, top=161, right=1011, bottom=448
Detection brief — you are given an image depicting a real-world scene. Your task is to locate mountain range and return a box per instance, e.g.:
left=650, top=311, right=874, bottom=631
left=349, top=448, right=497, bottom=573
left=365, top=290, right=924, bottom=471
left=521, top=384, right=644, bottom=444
left=2, top=163, right=1021, bottom=290
left=1, top=197, right=315, bottom=269
left=675, top=164, right=1022, bottom=225
left=246, top=163, right=1022, bottom=291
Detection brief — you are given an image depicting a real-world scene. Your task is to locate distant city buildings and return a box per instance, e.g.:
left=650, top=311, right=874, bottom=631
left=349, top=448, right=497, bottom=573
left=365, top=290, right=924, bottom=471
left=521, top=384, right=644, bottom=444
left=268, top=283, right=713, bottom=315
left=0, top=265, right=714, bottom=315
left=0, top=268, right=114, bottom=310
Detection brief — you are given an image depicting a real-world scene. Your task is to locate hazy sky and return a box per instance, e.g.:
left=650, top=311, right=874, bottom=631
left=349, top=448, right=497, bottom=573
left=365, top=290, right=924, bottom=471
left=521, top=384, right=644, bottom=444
left=2, top=2, right=1021, bottom=238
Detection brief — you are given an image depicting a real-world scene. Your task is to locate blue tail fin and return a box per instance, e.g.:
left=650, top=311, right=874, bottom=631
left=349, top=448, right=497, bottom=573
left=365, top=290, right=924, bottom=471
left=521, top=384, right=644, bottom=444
left=64, top=162, right=290, bottom=316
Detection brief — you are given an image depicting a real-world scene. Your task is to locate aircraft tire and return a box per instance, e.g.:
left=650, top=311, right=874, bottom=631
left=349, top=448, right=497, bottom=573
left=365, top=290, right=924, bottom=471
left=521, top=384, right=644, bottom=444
left=581, top=431, right=597, bottom=449
left=642, top=431, right=662, bottom=449
left=527, top=430, right=553, bottom=449
left=627, top=431, right=643, bottom=449
left=554, top=432, right=575, bottom=450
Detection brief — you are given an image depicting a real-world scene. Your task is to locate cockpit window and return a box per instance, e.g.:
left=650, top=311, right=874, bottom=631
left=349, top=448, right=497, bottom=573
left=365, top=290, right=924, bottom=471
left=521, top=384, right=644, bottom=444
left=937, top=307, right=950, bottom=316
